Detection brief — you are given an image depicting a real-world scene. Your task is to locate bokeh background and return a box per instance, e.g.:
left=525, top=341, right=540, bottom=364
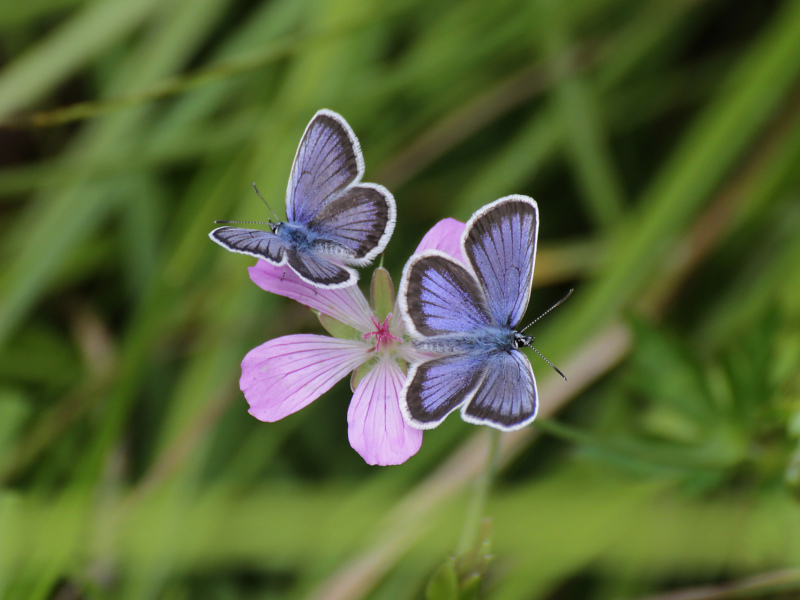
left=2, top=0, right=800, bottom=598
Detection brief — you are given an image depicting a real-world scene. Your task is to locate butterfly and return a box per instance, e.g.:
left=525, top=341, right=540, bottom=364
left=209, top=109, right=396, bottom=289
left=399, top=195, right=569, bottom=431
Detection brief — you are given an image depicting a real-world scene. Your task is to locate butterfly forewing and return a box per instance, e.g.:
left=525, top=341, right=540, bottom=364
left=402, top=353, right=487, bottom=428
left=402, top=252, right=492, bottom=338
left=287, top=110, right=363, bottom=225
left=209, top=227, right=286, bottom=264
left=309, top=183, right=395, bottom=264
left=464, top=195, right=538, bottom=328
left=461, top=349, right=537, bottom=431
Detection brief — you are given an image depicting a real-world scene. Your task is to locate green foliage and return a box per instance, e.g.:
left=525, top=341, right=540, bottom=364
left=426, top=559, right=459, bottom=600
left=426, top=520, right=493, bottom=600
left=541, top=313, right=800, bottom=495
left=318, top=312, right=362, bottom=340
left=1, top=0, right=800, bottom=599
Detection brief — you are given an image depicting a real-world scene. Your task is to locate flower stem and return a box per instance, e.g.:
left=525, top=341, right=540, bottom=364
left=456, top=428, right=502, bottom=554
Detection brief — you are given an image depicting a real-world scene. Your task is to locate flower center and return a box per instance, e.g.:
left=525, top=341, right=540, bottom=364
left=362, top=314, right=401, bottom=352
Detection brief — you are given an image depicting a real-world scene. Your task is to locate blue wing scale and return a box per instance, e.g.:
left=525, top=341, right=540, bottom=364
left=461, top=349, right=538, bottom=431
left=286, top=250, right=357, bottom=288
left=209, top=227, right=286, bottom=264
left=401, top=354, right=487, bottom=429
left=400, top=252, right=491, bottom=338
left=463, top=196, right=538, bottom=328
left=286, top=110, right=364, bottom=224
left=309, top=182, right=395, bottom=265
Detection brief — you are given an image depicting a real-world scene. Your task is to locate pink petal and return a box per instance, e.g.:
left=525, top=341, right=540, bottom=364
left=414, top=218, right=466, bottom=265
left=249, top=261, right=374, bottom=333
left=347, top=358, right=423, bottom=466
left=242, top=334, right=369, bottom=422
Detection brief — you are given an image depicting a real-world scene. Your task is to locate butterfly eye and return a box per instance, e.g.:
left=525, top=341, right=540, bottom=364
left=512, top=333, right=532, bottom=349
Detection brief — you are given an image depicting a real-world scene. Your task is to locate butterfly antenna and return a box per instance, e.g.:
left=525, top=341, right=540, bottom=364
left=531, top=346, right=567, bottom=381
left=519, top=288, right=574, bottom=333
left=214, top=220, right=272, bottom=225
left=252, top=183, right=281, bottom=222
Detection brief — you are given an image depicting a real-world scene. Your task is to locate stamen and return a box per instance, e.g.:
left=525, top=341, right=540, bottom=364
left=362, top=314, right=401, bottom=351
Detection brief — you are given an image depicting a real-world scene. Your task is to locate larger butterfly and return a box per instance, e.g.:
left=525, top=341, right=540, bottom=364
left=399, top=195, right=551, bottom=431
left=210, top=109, right=396, bottom=288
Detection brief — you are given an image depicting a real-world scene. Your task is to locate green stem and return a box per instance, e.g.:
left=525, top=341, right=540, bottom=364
left=456, top=428, right=502, bottom=554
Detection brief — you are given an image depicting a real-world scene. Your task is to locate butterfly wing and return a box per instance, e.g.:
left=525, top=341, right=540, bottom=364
left=308, top=182, right=396, bottom=266
left=461, top=349, right=537, bottom=431
left=401, top=353, right=489, bottom=429
left=463, top=195, right=538, bottom=328
left=209, top=227, right=287, bottom=264
left=399, top=251, right=492, bottom=339
left=286, top=249, right=357, bottom=288
left=287, top=109, right=364, bottom=225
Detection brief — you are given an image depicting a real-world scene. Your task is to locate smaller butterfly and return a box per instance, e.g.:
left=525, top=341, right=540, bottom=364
left=210, top=109, right=396, bottom=289
left=399, top=195, right=571, bottom=431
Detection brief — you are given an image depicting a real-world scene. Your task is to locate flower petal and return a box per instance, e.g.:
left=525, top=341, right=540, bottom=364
left=414, top=218, right=466, bottom=264
left=242, top=334, right=369, bottom=422
left=249, top=261, right=374, bottom=332
left=347, top=358, right=423, bottom=465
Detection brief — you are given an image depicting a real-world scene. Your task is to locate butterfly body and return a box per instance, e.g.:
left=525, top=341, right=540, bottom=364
left=210, top=109, right=396, bottom=288
left=272, top=221, right=326, bottom=252
left=399, top=195, right=541, bottom=431
left=414, top=327, right=522, bottom=355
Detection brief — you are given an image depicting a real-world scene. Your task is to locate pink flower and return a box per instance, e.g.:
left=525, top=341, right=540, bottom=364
left=239, top=218, right=465, bottom=466
left=412, top=217, right=466, bottom=265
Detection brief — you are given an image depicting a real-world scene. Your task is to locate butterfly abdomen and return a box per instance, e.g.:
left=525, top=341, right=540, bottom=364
left=415, top=328, right=517, bottom=355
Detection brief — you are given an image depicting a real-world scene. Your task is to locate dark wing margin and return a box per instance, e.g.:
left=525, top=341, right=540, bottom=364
left=309, top=182, right=396, bottom=266
left=461, top=349, right=537, bottom=431
left=286, top=109, right=364, bottom=225
left=286, top=249, right=357, bottom=289
left=399, top=251, right=492, bottom=339
left=209, top=227, right=286, bottom=264
left=401, top=353, right=488, bottom=429
left=463, top=195, right=538, bottom=329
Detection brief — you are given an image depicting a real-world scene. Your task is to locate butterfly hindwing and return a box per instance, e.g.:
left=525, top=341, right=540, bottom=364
left=401, top=353, right=488, bottom=429
left=287, top=109, right=364, bottom=225
left=461, top=349, right=538, bottom=431
left=209, top=227, right=286, bottom=264
left=286, top=249, right=357, bottom=288
left=463, top=195, right=538, bottom=328
left=400, top=251, right=492, bottom=338
left=309, top=182, right=396, bottom=265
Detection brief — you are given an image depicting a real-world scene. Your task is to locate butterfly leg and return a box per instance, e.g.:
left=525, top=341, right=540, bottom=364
left=281, top=267, right=286, bottom=281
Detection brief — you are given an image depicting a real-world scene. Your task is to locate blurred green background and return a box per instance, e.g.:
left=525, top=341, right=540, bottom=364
left=2, top=0, right=800, bottom=598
